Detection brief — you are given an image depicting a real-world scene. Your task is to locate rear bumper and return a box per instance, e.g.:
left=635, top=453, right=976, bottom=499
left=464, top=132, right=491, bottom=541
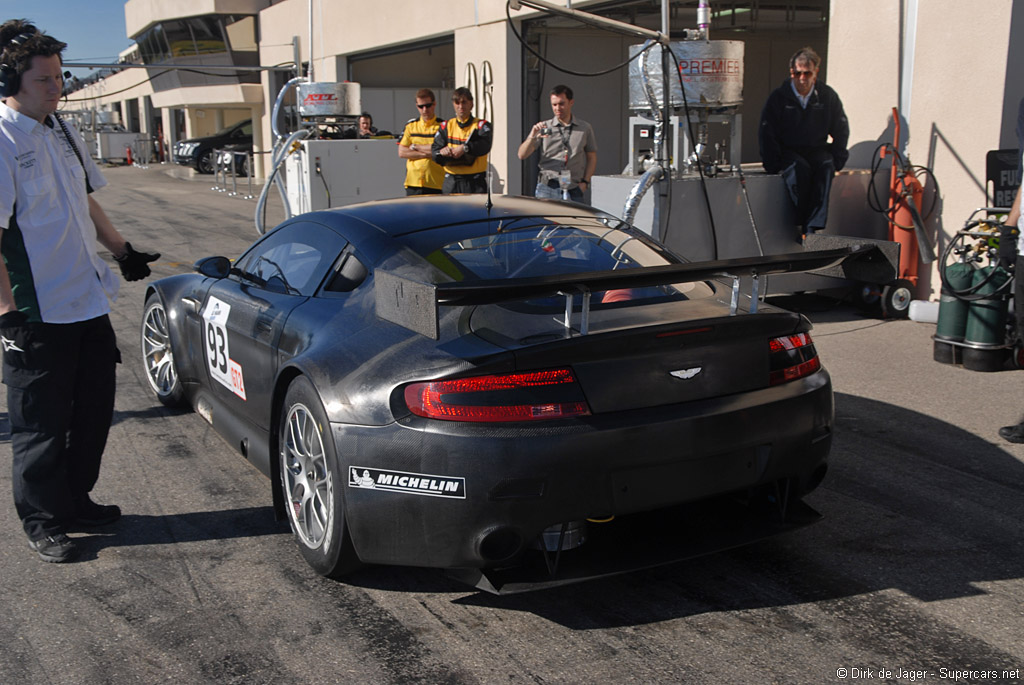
left=336, top=369, right=833, bottom=573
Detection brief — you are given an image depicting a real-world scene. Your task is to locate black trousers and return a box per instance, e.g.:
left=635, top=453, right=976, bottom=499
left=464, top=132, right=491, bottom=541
left=780, top=147, right=835, bottom=231
left=443, top=172, right=487, bottom=194
left=5, top=315, right=119, bottom=540
left=405, top=186, right=442, bottom=196
left=1016, top=255, right=1024, bottom=343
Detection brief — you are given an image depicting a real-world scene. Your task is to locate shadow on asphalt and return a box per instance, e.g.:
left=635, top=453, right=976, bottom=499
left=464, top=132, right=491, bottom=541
left=112, top=405, right=192, bottom=425
left=340, top=392, right=1024, bottom=628
left=71, top=506, right=288, bottom=561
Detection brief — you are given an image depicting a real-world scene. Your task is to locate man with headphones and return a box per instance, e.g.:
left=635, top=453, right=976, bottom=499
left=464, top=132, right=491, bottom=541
left=0, top=19, right=159, bottom=563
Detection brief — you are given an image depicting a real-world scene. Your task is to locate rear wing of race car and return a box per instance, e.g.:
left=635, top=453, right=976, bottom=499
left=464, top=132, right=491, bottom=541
left=376, top=245, right=883, bottom=339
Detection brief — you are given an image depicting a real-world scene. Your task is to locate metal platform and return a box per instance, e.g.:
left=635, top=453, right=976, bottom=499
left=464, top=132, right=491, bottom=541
left=592, top=168, right=893, bottom=295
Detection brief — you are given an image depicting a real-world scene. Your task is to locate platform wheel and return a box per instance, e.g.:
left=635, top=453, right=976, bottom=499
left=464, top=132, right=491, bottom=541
left=1011, top=343, right=1024, bottom=370
left=881, top=279, right=914, bottom=319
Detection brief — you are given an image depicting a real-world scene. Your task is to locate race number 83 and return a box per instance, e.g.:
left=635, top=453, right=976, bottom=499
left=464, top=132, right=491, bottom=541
left=202, top=296, right=247, bottom=400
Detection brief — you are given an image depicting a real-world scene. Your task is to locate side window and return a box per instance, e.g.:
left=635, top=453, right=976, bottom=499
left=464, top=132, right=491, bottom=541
left=235, top=221, right=347, bottom=296
left=323, top=250, right=368, bottom=293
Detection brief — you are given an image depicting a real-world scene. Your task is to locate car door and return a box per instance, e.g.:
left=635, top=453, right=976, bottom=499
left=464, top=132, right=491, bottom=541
left=199, top=220, right=348, bottom=425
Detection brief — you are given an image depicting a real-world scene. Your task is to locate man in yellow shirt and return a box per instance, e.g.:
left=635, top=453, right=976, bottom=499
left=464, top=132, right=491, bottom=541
left=397, top=88, right=443, bottom=195
left=432, top=87, right=493, bottom=194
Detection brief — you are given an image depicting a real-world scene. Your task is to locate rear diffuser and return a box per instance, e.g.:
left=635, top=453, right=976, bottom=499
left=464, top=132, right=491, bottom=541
left=447, top=496, right=822, bottom=594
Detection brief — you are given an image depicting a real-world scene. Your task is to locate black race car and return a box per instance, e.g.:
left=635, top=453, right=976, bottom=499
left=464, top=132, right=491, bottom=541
left=141, top=195, right=850, bottom=593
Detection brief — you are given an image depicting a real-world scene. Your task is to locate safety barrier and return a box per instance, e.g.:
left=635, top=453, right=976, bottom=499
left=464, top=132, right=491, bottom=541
left=129, top=136, right=158, bottom=169
left=210, top=147, right=256, bottom=200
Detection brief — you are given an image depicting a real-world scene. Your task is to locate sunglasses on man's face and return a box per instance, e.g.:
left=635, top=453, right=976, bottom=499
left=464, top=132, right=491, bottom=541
left=417, top=102, right=435, bottom=109
left=791, top=70, right=814, bottom=77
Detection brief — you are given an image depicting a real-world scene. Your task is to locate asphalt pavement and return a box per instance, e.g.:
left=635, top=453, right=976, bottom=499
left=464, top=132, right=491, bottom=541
left=0, top=163, right=1021, bottom=684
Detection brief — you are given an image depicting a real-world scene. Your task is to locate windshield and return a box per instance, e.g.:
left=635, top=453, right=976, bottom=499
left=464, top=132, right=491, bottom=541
left=216, top=120, right=251, bottom=136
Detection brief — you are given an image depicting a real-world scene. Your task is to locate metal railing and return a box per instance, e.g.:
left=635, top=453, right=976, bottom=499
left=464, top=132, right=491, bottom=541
left=210, top=147, right=256, bottom=200
left=129, top=136, right=158, bottom=169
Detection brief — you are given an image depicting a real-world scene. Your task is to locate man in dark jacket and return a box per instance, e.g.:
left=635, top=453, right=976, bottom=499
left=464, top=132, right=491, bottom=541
left=759, top=46, right=849, bottom=237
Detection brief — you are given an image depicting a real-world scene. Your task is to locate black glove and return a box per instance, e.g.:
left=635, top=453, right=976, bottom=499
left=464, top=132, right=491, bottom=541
left=0, top=310, right=27, bottom=329
left=115, top=242, right=160, bottom=281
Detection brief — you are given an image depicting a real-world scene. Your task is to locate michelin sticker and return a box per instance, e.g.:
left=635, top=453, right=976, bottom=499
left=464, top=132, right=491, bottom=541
left=348, top=466, right=466, bottom=499
left=202, top=296, right=247, bottom=400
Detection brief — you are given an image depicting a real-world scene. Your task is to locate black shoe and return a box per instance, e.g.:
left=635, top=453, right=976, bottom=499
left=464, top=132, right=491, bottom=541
left=29, top=533, right=78, bottom=563
left=998, top=425, right=1024, bottom=444
left=75, top=495, right=121, bottom=527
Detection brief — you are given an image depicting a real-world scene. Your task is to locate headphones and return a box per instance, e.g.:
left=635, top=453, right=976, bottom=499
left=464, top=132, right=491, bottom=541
left=0, top=32, right=37, bottom=99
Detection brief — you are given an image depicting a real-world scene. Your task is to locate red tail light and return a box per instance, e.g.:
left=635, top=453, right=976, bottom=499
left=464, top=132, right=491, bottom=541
left=768, top=332, right=821, bottom=385
left=404, top=368, right=591, bottom=422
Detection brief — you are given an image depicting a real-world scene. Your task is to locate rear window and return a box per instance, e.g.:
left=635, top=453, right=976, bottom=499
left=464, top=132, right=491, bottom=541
left=417, top=216, right=713, bottom=305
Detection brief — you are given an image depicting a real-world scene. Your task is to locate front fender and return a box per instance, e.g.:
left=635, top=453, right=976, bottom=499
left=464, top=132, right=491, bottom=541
left=145, top=274, right=214, bottom=389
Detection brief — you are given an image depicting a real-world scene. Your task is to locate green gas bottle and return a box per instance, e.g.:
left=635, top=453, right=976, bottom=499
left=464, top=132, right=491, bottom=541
left=933, top=261, right=974, bottom=363
left=962, top=265, right=1011, bottom=371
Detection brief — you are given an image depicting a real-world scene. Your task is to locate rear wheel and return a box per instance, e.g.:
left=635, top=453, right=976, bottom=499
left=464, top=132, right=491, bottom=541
left=141, top=293, right=186, bottom=407
left=279, top=376, right=360, bottom=578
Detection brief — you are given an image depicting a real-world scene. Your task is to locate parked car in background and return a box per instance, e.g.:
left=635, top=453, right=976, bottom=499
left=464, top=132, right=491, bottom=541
left=173, top=119, right=252, bottom=174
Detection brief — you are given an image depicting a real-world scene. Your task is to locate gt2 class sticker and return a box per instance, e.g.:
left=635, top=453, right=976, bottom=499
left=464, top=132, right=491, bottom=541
left=348, top=466, right=466, bottom=499
left=202, top=296, right=247, bottom=400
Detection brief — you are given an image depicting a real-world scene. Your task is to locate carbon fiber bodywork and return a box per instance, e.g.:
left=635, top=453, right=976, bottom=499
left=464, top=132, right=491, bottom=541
left=143, top=195, right=841, bottom=591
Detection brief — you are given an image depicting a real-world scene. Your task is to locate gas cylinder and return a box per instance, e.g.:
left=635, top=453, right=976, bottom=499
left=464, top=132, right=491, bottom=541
left=933, top=261, right=974, bottom=363
left=125, top=145, right=133, bottom=165
left=962, top=265, right=1011, bottom=371
left=890, top=172, right=923, bottom=282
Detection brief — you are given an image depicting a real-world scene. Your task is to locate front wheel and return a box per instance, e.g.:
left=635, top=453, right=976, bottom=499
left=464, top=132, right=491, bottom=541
left=881, top=278, right=914, bottom=319
left=141, top=293, right=186, bottom=407
left=279, top=376, right=360, bottom=578
left=196, top=149, right=214, bottom=174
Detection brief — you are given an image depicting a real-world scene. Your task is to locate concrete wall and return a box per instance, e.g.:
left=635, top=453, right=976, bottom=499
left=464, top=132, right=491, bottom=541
left=454, top=21, right=521, bottom=195
left=125, top=0, right=271, bottom=37
left=829, top=0, right=1018, bottom=299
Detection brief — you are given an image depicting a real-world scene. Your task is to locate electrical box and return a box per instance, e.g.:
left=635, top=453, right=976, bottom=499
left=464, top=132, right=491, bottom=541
left=95, top=131, right=141, bottom=161
left=285, top=139, right=408, bottom=213
left=628, top=114, right=742, bottom=175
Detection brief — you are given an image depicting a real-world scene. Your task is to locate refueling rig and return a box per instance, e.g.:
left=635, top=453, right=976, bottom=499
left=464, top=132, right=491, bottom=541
left=255, top=79, right=405, bottom=234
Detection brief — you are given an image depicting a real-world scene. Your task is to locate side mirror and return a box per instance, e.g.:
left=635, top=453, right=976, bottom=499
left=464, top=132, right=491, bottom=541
left=194, top=256, right=232, bottom=279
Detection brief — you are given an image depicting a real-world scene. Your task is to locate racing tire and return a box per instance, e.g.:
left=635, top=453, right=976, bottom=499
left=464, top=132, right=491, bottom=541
left=196, top=149, right=214, bottom=174
left=279, top=376, right=360, bottom=578
left=881, top=278, right=914, bottom=319
left=141, top=293, right=187, bottom=408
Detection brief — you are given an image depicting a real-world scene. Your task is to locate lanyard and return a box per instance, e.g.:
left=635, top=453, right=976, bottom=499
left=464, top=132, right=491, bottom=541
left=555, top=121, right=572, bottom=167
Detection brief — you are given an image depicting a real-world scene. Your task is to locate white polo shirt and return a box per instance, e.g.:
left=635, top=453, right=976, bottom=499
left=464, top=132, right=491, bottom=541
left=0, top=102, right=118, bottom=323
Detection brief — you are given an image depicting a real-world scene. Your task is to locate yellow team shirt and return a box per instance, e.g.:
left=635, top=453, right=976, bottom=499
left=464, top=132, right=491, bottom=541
left=399, top=116, right=444, bottom=190
left=439, top=116, right=490, bottom=176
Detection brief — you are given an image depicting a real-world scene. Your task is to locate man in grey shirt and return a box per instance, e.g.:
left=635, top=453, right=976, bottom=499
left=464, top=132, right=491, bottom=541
left=518, top=84, right=597, bottom=203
